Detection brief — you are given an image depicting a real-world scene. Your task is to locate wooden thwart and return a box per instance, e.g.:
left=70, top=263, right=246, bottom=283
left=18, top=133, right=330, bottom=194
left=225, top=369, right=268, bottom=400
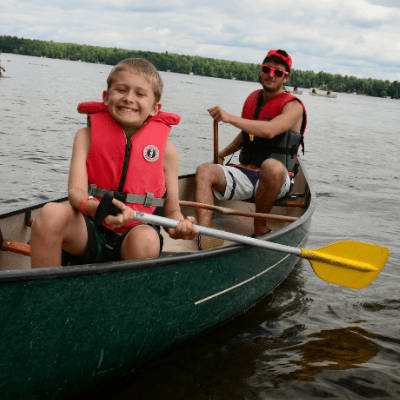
left=1, top=239, right=31, bottom=256
left=179, top=200, right=298, bottom=222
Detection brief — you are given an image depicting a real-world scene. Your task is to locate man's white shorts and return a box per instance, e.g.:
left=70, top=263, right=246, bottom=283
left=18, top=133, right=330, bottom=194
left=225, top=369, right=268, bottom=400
left=213, top=165, right=293, bottom=201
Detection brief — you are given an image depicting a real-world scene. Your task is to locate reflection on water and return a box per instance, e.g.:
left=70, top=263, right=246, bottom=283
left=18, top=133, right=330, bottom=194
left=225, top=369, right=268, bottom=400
left=285, top=327, right=379, bottom=383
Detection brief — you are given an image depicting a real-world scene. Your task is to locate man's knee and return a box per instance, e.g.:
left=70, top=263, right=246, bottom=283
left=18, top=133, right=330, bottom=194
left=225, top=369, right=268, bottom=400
left=260, top=159, right=287, bottom=181
left=196, top=163, right=224, bottom=185
left=196, top=163, right=215, bottom=180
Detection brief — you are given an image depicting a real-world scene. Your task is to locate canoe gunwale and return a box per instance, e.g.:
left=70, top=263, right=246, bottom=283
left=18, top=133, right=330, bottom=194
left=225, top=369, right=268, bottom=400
left=0, top=161, right=315, bottom=284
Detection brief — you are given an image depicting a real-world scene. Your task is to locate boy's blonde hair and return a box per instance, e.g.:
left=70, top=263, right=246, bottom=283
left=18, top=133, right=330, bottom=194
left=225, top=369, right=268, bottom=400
left=107, top=58, right=163, bottom=103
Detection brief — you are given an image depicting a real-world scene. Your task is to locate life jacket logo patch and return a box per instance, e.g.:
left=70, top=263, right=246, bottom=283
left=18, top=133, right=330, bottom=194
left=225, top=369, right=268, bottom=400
left=143, top=145, right=159, bottom=162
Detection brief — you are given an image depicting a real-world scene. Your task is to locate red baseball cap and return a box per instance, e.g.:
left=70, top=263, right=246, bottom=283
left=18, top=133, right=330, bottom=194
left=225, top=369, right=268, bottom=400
left=267, top=49, right=292, bottom=71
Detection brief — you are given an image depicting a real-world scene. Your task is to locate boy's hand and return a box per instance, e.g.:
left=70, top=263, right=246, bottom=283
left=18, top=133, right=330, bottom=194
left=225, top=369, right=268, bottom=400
left=168, top=216, right=198, bottom=240
left=103, top=199, right=199, bottom=240
left=103, top=198, right=133, bottom=229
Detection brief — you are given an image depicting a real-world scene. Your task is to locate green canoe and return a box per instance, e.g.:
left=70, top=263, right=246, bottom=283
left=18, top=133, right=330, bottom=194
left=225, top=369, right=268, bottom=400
left=0, top=160, right=314, bottom=399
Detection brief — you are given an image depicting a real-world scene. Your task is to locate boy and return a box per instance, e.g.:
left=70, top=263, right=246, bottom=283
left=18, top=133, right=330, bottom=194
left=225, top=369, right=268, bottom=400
left=31, top=58, right=198, bottom=268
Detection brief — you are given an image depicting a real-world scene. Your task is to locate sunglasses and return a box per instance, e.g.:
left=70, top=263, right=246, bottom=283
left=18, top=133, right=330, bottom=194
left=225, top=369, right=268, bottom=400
left=261, top=64, right=289, bottom=78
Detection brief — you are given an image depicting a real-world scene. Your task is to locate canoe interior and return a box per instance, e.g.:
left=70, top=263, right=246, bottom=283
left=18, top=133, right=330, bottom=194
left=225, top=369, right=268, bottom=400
left=0, top=164, right=310, bottom=271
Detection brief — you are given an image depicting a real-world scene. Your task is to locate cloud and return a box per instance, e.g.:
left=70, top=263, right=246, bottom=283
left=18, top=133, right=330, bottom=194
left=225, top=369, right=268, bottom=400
left=1, top=0, right=399, bottom=81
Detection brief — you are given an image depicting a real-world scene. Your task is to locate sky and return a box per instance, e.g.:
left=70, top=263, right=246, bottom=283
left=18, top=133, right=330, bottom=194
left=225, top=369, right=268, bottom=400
left=2, top=0, right=400, bottom=82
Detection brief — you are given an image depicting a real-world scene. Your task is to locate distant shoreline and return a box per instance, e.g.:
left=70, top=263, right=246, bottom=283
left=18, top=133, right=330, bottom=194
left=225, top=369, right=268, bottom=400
left=1, top=35, right=398, bottom=99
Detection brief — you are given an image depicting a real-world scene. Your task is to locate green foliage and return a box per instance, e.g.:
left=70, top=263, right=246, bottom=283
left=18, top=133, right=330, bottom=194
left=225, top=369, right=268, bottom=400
left=287, top=69, right=397, bottom=98
left=0, top=35, right=398, bottom=98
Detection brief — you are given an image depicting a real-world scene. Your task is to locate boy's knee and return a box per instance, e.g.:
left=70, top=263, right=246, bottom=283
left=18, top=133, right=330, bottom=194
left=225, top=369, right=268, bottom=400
left=33, top=203, right=69, bottom=235
left=122, top=225, right=160, bottom=259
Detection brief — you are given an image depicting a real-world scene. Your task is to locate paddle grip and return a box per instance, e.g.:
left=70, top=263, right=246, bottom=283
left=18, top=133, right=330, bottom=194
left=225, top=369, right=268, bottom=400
left=93, top=192, right=121, bottom=227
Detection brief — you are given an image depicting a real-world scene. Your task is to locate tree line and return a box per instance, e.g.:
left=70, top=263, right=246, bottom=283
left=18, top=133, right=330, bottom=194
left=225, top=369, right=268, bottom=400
left=1, top=35, right=398, bottom=98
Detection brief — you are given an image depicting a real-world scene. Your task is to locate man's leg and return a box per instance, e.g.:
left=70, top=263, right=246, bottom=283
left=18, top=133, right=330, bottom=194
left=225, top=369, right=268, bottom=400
left=254, top=159, right=288, bottom=236
left=195, top=163, right=227, bottom=227
left=30, top=203, right=89, bottom=268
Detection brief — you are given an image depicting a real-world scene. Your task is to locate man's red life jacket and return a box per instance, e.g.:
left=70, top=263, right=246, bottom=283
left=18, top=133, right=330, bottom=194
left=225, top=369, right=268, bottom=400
left=239, top=90, right=307, bottom=171
left=78, top=101, right=180, bottom=233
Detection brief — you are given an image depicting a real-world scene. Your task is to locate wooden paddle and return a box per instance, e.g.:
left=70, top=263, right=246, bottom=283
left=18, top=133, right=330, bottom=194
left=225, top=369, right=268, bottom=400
left=132, top=211, right=389, bottom=290
left=213, top=120, right=219, bottom=164
left=179, top=200, right=298, bottom=222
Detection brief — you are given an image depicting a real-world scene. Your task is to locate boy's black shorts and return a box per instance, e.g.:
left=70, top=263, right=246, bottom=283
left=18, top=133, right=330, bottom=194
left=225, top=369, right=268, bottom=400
left=62, top=214, right=164, bottom=266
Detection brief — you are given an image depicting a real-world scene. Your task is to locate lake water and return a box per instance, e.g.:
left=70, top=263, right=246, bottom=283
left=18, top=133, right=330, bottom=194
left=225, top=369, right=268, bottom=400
left=1, top=54, right=399, bottom=399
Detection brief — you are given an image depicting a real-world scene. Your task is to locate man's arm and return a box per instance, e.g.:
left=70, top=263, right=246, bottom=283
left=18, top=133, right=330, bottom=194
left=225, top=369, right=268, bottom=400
left=217, top=132, right=243, bottom=163
left=208, top=101, right=303, bottom=139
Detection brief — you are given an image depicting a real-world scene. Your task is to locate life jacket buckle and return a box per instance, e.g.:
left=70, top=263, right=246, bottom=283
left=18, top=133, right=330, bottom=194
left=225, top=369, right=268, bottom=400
left=88, top=184, right=97, bottom=196
left=144, top=192, right=155, bottom=207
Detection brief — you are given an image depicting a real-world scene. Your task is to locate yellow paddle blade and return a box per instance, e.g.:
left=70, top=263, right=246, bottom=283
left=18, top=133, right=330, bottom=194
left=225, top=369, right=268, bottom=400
left=300, top=241, right=389, bottom=289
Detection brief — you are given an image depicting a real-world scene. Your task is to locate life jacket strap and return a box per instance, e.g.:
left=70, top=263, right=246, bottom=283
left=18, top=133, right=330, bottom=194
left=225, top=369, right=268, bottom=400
left=88, top=185, right=165, bottom=208
left=105, top=232, right=122, bottom=260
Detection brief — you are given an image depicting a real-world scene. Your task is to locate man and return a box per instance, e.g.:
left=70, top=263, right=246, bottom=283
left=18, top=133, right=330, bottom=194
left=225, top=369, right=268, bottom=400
left=195, top=49, right=307, bottom=248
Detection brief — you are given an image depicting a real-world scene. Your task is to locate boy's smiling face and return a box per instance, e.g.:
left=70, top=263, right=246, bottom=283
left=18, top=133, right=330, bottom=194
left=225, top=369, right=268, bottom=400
left=103, top=69, right=161, bottom=133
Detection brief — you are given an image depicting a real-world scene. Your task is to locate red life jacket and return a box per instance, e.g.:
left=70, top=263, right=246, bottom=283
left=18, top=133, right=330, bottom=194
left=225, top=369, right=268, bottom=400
left=78, top=101, right=180, bottom=233
left=239, top=90, right=307, bottom=171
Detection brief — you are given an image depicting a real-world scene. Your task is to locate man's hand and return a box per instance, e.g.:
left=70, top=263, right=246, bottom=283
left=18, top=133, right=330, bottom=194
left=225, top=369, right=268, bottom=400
left=207, top=106, right=232, bottom=124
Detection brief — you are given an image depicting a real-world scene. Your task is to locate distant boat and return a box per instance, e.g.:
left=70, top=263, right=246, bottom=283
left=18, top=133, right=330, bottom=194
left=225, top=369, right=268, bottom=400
left=288, top=90, right=303, bottom=95
left=309, top=92, right=337, bottom=98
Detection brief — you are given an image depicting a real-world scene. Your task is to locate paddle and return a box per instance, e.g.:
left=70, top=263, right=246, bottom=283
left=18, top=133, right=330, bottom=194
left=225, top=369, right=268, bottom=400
left=132, top=211, right=389, bottom=290
left=179, top=200, right=298, bottom=222
left=213, top=120, right=219, bottom=164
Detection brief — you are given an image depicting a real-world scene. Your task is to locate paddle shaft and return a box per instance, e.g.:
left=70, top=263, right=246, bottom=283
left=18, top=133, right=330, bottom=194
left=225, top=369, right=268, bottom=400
left=179, top=200, right=298, bottom=222
left=213, top=120, right=219, bottom=164
left=132, top=211, right=301, bottom=256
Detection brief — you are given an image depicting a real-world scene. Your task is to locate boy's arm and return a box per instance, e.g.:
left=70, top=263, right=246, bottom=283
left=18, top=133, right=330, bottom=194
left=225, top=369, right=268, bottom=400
left=163, top=141, right=198, bottom=240
left=68, top=127, right=99, bottom=217
left=208, top=101, right=303, bottom=139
